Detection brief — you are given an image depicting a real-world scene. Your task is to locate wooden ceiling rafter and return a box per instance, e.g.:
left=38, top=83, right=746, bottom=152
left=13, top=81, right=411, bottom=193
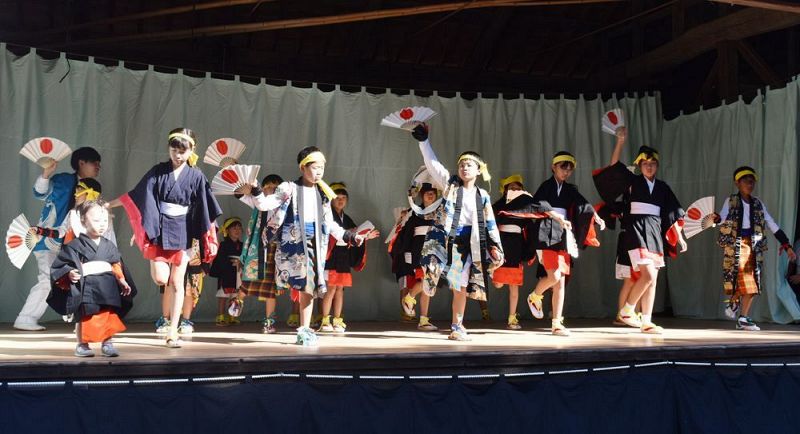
left=707, top=0, right=800, bottom=14
left=44, top=0, right=626, bottom=48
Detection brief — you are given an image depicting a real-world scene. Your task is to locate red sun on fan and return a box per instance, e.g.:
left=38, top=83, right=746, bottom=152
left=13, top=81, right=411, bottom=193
left=607, top=112, right=618, bottom=125
left=40, top=138, right=53, bottom=154
left=216, top=140, right=228, bottom=155
left=221, top=169, right=239, bottom=184
left=399, top=108, right=414, bottom=120
left=7, top=235, right=23, bottom=248
left=687, top=207, right=702, bottom=220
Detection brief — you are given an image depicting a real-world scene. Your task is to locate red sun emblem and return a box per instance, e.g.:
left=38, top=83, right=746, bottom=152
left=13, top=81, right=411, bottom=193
left=7, top=235, right=23, bottom=248
left=216, top=140, right=229, bottom=155
left=40, top=138, right=53, bottom=154
left=399, top=108, right=414, bottom=120
left=221, top=169, right=239, bottom=184
left=607, top=112, right=618, bottom=125
left=687, top=207, right=702, bottom=220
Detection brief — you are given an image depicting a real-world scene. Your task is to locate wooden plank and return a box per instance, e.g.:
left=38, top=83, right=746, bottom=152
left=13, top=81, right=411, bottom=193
left=734, top=39, right=782, bottom=87
left=708, top=0, right=800, bottom=14
left=593, top=7, right=800, bottom=87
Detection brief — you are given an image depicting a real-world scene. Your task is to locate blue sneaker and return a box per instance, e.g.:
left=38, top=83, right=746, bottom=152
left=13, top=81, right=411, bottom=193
left=155, top=316, right=170, bottom=333
left=178, top=319, right=194, bottom=335
left=295, top=327, right=318, bottom=346
left=448, top=324, right=471, bottom=341
left=74, top=343, right=94, bottom=358
left=101, top=340, right=120, bottom=357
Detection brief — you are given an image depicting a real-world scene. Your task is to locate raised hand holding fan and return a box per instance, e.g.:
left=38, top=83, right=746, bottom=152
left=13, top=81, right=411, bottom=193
left=19, top=137, right=72, bottom=168
left=204, top=138, right=247, bottom=167
left=6, top=214, right=39, bottom=269
left=381, top=106, right=437, bottom=131
left=601, top=109, right=626, bottom=136
left=211, top=164, right=261, bottom=195
left=683, top=196, right=716, bottom=239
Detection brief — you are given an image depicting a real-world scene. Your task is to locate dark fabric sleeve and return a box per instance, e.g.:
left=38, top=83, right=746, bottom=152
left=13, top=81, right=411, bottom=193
left=592, top=162, right=636, bottom=204
left=661, top=184, right=686, bottom=258
left=192, top=174, right=223, bottom=264
left=570, top=187, right=600, bottom=249
left=497, top=193, right=553, bottom=219
left=47, top=243, right=81, bottom=316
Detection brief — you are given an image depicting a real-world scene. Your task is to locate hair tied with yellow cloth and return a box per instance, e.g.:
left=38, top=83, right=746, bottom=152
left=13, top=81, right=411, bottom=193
left=75, top=181, right=101, bottom=201
left=220, top=217, right=242, bottom=238
left=499, top=174, right=523, bottom=192
left=457, top=152, right=492, bottom=183
left=734, top=166, right=758, bottom=182
left=633, top=146, right=659, bottom=165
left=552, top=152, right=577, bottom=168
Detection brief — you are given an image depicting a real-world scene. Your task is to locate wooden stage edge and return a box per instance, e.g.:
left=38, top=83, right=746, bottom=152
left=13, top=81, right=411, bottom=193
left=0, top=318, right=799, bottom=381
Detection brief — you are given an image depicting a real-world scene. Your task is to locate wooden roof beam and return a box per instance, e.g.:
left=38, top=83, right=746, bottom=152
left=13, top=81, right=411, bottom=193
left=707, top=0, right=800, bottom=14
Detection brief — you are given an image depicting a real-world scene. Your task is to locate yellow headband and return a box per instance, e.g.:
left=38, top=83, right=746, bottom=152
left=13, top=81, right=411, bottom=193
left=633, top=151, right=659, bottom=165
left=75, top=182, right=100, bottom=202
left=329, top=182, right=347, bottom=193
left=499, top=174, right=523, bottom=192
left=734, top=169, right=758, bottom=182
left=168, top=132, right=196, bottom=148
left=221, top=217, right=241, bottom=238
left=299, top=151, right=326, bottom=169
left=457, top=154, right=491, bottom=182
left=552, top=154, right=577, bottom=167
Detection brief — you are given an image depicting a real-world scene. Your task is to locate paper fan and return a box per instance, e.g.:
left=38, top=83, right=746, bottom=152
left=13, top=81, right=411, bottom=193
left=204, top=138, right=247, bottom=167
left=19, top=137, right=72, bottom=168
left=355, top=221, right=375, bottom=238
left=601, top=109, right=626, bottom=136
left=380, top=106, right=437, bottom=131
left=683, top=196, right=716, bottom=239
left=6, top=214, right=39, bottom=269
left=211, top=164, right=261, bottom=195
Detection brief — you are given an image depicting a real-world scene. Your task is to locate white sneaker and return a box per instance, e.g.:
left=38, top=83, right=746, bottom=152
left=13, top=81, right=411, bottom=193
left=13, top=319, right=46, bottom=331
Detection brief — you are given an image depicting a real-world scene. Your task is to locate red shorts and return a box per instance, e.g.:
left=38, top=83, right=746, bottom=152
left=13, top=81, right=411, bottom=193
left=326, top=271, right=353, bottom=287
left=492, top=265, right=523, bottom=286
left=401, top=268, right=425, bottom=290
left=143, top=245, right=186, bottom=265
left=537, top=250, right=571, bottom=275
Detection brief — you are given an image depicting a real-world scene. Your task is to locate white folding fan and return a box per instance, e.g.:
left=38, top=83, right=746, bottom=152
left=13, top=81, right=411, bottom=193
left=6, top=214, right=39, bottom=269
left=211, top=164, right=261, bottom=195
left=204, top=138, right=247, bottom=167
left=683, top=196, right=716, bottom=239
left=355, top=220, right=375, bottom=238
left=601, top=109, right=626, bottom=136
left=381, top=106, right=437, bottom=131
left=19, top=137, right=72, bottom=168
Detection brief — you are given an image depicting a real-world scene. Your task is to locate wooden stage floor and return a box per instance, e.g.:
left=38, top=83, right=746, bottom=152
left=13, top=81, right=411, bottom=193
left=1, top=318, right=799, bottom=381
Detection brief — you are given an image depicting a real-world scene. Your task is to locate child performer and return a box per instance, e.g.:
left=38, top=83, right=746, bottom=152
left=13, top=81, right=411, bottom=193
left=713, top=167, right=796, bottom=330
left=32, top=178, right=115, bottom=246
left=48, top=200, right=136, bottom=357
left=393, top=182, right=442, bottom=331
left=410, top=124, right=504, bottom=341
left=209, top=217, right=244, bottom=326
left=593, top=134, right=687, bottom=334
left=491, top=174, right=535, bottom=330
left=239, top=147, right=366, bottom=346
left=16, top=147, right=102, bottom=331
left=114, top=128, right=221, bottom=348
left=522, top=152, right=605, bottom=336
left=317, top=182, right=380, bottom=332
left=233, top=174, right=286, bottom=334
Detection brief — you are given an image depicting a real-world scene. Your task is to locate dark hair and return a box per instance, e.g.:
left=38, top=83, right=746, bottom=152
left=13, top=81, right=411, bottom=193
left=262, top=174, right=284, bottom=186
left=70, top=147, right=101, bottom=171
left=78, top=178, right=102, bottom=194
left=77, top=199, right=108, bottom=220
left=167, top=127, right=197, bottom=151
left=552, top=151, right=575, bottom=170
left=331, top=182, right=348, bottom=196
left=297, top=146, right=321, bottom=166
left=458, top=151, right=484, bottom=164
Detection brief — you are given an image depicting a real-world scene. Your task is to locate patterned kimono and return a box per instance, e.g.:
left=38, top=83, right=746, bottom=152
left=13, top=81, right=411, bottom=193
left=718, top=193, right=790, bottom=296
left=249, top=179, right=353, bottom=299
left=416, top=140, right=504, bottom=301
left=238, top=200, right=281, bottom=299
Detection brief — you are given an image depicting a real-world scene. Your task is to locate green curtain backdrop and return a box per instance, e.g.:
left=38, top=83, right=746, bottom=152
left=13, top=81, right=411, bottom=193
left=1, top=44, right=795, bottom=324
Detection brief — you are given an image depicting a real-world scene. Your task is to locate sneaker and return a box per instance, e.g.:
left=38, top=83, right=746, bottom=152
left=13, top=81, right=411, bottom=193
left=616, top=312, right=643, bottom=328
left=178, top=319, right=195, bottom=335
left=319, top=315, right=334, bottom=332
left=332, top=317, right=347, bottom=333
left=101, top=340, right=120, bottom=357
left=724, top=299, right=740, bottom=319
left=310, top=314, right=323, bottom=330
left=14, top=319, right=46, bottom=331
left=74, top=343, right=94, bottom=357
left=401, top=295, right=417, bottom=317
left=286, top=313, right=300, bottom=328
left=481, top=309, right=491, bottom=322
left=227, top=298, right=244, bottom=317
left=736, top=316, right=760, bottom=331
left=618, top=306, right=641, bottom=328
left=527, top=292, right=544, bottom=319
left=448, top=324, right=471, bottom=341
left=215, top=314, right=228, bottom=326
left=507, top=313, right=522, bottom=330
left=641, top=322, right=664, bottom=334
left=551, top=317, right=571, bottom=336
left=155, top=316, right=170, bottom=333
left=417, top=316, right=439, bottom=331
left=262, top=317, right=277, bottom=334
left=295, top=327, right=318, bottom=346
left=165, top=337, right=183, bottom=348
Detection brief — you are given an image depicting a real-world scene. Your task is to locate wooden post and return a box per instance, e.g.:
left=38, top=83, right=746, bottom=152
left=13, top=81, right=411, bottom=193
left=716, top=40, right=738, bottom=103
